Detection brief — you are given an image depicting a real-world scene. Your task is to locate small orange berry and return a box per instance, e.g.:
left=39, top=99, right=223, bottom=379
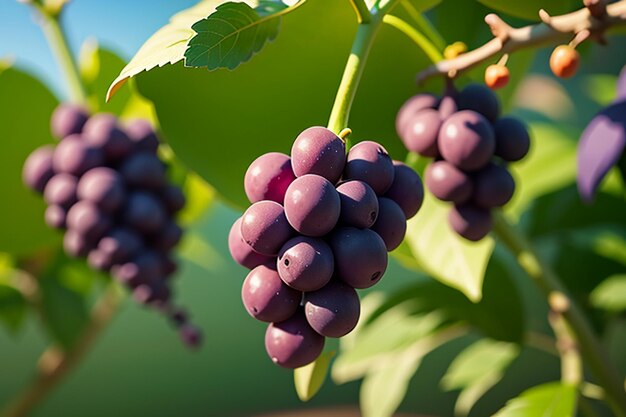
left=550, top=45, right=580, bottom=78
left=484, top=64, right=510, bottom=90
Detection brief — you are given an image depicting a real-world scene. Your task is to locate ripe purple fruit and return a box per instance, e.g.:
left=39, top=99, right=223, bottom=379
left=384, top=161, right=424, bottom=219
left=277, top=236, right=334, bottom=292
left=244, top=152, right=296, bottom=204
left=457, top=83, right=500, bottom=122
left=400, top=109, right=443, bottom=157
left=125, top=119, right=159, bottom=153
left=448, top=204, right=493, bottom=242
left=472, top=163, right=515, bottom=208
left=77, top=167, right=125, bottom=213
left=344, top=141, right=395, bottom=194
left=305, top=280, right=360, bottom=338
left=291, top=126, right=346, bottom=183
left=52, top=134, right=104, bottom=176
left=241, top=264, right=300, bottom=322
left=494, top=117, right=531, bottom=162
left=22, top=145, right=55, bottom=193
left=438, top=110, right=495, bottom=171
left=50, top=104, right=89, bottom=138
left=120, top=152, right=166, bottom=189
left=43, top=173, right=78, bottom=208
left=336, top=180, right=379, bottom=228
left=425, top=160, right=473, bottom=203
left=284, top=174, right=340, bottom=237
left=241, top=200, right=294, bottom=256
left=228, top=217, right=274, bottom=270
left=45, top=205, right=67, bottom=229
left=82, top=113, right=132, bottom=160
left=370, top=197, right=407, bottom=251
left=66, top=201, right=111, bottom=241
left=123, top=192, right=166, bottom=235
left=330, top=227, right=388, bottom=289
left=265, top=310, right=325, bottom=369
left=396, top=93, right=439, bottom=135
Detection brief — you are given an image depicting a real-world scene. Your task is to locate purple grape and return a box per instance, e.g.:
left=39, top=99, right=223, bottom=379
left=52, top=134, right=104, bottom=176
left=370, top=198, right=407, bottom=251
left=51, top=104, right=89, bottom=138
left=228, top=217, right=274, bottom=269
left=161, top=256, right=178, bottom=277
left=329, top=227, right=388, bottom=289
left=133, top=281, right=171, bottom=304
left=179, top=323, right=202, bottom=348
left=400, top=109, right=443, bottom=157
left=63, top=229, right=93, bottom=257
left=438, top=110, right=495, bottom=171
left=277, top=236, right=334, bottom=292
left=240, top=201, right=294, bottom=256
left=265, top=310, right=325, bottom=369
left=291, top=126, right=346, bottom=183
left=153, top=221, right=183, bottom=251
left=244, top=152, right=296, bottom=204
left=112, top=251, right=164, bottom=288
left=438, top=95, right=458, bottom=120
left=87, top=249, right=114, bottom=271
left=344, top=141, right=395, bottom=195
left=284, top=175, right=340, bottom=237
left=22, top=146, right=55, bottom=193
left=45, top=205, right=67, bottom=229
left=97, top=228, right=143, bottom=265
left=494, top=117, right=531, bottom=162
left=241, top=264, right=300, bottom=322
left=472, top=163, right=515, bottom=208
left=82, top=113, right=132, bottom=160
left=120, top=152, right=166, bottom=189
left=336, top=180, right=379, bottom=228
left=396, top=93, right=439, bottom=135
left=66, top=201, right=111, bottom=241
left=457, top=83, right=500, bottom=122
left=77, top=167, right=125, bottom=213
left=304, top=280, right=360, bottom=338
left=162, top=185, right=186, bottom=214
left=448, top=204, right=492, bottom=242
left=123, top=192, right=166, bottom=234
left=125, top=119, right=159, bottom=153
left=43, top=173, right=78, bottom=208
left=384, top=161, right=424, bottom=219
left=425, top=160, right=473, bottom=203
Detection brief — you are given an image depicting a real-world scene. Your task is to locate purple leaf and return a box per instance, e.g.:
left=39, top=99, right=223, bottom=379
left=577, top=100, right=626, bottom=202
left=617, top=65, right=626, bottom=102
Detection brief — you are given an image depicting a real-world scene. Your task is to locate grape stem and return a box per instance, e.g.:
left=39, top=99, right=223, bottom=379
left=382, top=14, right=443, bottom=64
left=416, top=0, right=626, bottom=83
left=493, top=212, right=626, bottom=417
left=1, top=284, right=123, bottom=417
left=348, top=0, right=372, bottom=23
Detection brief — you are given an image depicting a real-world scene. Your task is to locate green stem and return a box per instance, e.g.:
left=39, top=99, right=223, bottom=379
left=348, top=0, right=372, bottom=23
left=399, top=0, right=446, bottom=51
left=493, top=212, right=626, bottom=417
left=382, top=15, right=443, bottom=64
left=327, top=20, right=381, bottom=134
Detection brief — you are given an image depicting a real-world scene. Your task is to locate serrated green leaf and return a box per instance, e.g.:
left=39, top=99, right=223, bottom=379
left=404, top=192, right=494, bottom=302
left=184, top=1, right=291, bottom=71
left=591, top=274, right=626, bottom=312
left=493, top=382, right=577, bottom=417
left=294, top=350, right=335, bottom=401
left=0, top=67, right=60, bottom=255
left=477, top=0, right=578, bottom=21
left=0, top=283, right=27, bottom=334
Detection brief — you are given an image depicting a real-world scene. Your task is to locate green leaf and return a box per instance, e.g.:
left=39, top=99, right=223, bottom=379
left=404, top=192, right=495, bottom=302
left=294, top=350, right=335, bottom=401
left=442, top=339, right=520, bottom=415
left=184, top=1, right=292, bottom=71
left=0, top=283, right=27, bottom=334
left=493, top=382, right=577, bottom=417
left=591, top=274, right=626, bottom=313
left=477, top=0, right=578, bottom=21
left=582, top=74, right=618, bottom=107
left=0, top=67, right=60, bottom=255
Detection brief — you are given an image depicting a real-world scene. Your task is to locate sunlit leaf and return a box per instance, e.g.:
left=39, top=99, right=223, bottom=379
left=591, top=274, right=626, bottom=312
left=294, top=350, right=335, bottom=401
left=492, top=382, right=577, bottom=417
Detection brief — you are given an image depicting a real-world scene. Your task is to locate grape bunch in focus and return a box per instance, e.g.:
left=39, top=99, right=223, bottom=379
left=22, top=104, right=201, bottom=347
left=229, top=126, right=424, bottom=368
left=397, top=83, right=531, bottom=241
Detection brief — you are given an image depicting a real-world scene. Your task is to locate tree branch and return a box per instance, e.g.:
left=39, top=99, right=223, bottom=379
left=416, top=0, right=626, bottom=83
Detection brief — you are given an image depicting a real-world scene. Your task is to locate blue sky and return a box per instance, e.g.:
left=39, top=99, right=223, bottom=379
left=0, top=0, right=197, bottom=99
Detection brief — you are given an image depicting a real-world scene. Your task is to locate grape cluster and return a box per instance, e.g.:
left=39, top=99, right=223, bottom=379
left=22, top=104, right=200, bottom=347
left=229, top=126, right=424, bottom=368
left=396, top=83, right=530, bottom=241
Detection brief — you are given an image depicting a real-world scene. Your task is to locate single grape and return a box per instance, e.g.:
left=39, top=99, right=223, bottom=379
left=265, top=310, right=325, bottom=369
left=344, top=141, right=395, bottom=194
left=77, top=167, right=125, bottom=213
left=244, top=152, right=296, bottom=204
left=87, top=249, right=114, bottom=271
left=63, top=229, right=93, bottom=257
left=123, top=191, right=167, bottom=234
left=425, top=160, right=473, bottom=203
left=97, top=228, right=143, bottom=265
left=241, top=264, right=300, bottom=322
left=438, top=95, right=458, bottom=120
left=153, top=221, right=183, bottom=252
left=277, top=236, right=334, bottom=292
left=228, top=218, right=274, bottom=270
left=493, top=117, right=531, bottom=162
left=484, top=64, right=510, bottom=90
left=22, top=145, right=55, bottom=193
left=400, top=109, right=443, bottom=158
left=550, top=45, right=580, bottom=79
left=329, top=227, right=388, bottom=289
left=438, top=110, right=495, bottom=171
left=66, top=201, right=111, bottom=241
left=370, top=197, right=407, bottom=251
left=283, top=174, right=340, bottom=237
left=290, top=126, right=346, bottom=183
left=112, top=251, right=164, bottom=288
left=472, top=163, right=515, bottom=208
left=241, top=200, right=294, bottom=256
left=120, top=152, right=166, bottom=190
left=82, top=113, right=132, bottom=160
left=336, top=180, right=379, bottom=228
left=125, top=119, right=159, bottom=153
left=43, top=173, right=78, bottom=208
left=448, top=204, right=492, bottom=242
left=395, top=93, right=439, bottom=135
left=52, top=134, right=104, bottom=176
left=51, top=104, right=89, bottom=138
left=304, top=280, right=360, bottom=338
left=45, top=205, right=67, bottom=229
left=162, top=185, right=186, bottom=214
left=384, top=161, right=424, bottom=219
left=457, top=83, right=500, bottom=122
